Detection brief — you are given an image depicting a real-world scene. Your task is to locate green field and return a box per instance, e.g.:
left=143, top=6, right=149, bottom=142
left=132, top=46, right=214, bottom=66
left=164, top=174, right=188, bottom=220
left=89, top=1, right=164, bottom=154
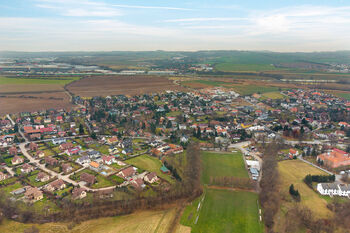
left=216, top=63, right=280, bottom=72
left=201, top=151, right=248, bottom=185
left=230, top=85, right=282, bottom=95
left=125, top=154, right=173, bottom=183
left=260, top=91, right=285, bottom=100
left=335, top=92, right=350, bottom=100
left=181, top=189, right=263, bottom=233
left=0, top=76, right=80, bottom=86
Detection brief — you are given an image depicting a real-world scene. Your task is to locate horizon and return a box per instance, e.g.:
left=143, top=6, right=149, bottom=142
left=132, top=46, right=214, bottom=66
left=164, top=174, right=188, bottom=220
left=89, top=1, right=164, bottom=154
left=1, top=0, right=350, bottom=52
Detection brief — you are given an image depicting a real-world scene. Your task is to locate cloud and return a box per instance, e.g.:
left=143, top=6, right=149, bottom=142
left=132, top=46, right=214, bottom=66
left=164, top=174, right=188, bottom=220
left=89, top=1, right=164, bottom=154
left=35, top=0, right=122, bottom=17
left=112, top=4, right=191, bottom=11
left=165, top=17, right=248, bottom=23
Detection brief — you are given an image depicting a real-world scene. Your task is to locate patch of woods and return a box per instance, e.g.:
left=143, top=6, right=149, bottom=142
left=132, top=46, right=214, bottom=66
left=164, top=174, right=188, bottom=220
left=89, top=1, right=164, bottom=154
left=288, top=184, right=300, bottom=202
left=0, top=143, right=202, bottom=225
left=259, top=142, right=281, bottom=232
left=304, top=174, right=335, bottom=187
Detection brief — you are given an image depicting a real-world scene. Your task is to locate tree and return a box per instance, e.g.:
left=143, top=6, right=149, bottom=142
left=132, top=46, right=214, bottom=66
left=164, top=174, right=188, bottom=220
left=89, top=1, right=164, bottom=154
left=14, top=123, right=18, bottom=132
left=90, top=132, right=97, bottom=139
left=79, top=124, right=84, bottom=135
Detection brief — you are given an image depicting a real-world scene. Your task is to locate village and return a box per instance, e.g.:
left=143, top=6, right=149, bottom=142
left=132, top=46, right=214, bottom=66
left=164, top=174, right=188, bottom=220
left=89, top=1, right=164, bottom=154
left=0, top=86, right=350, bottom=214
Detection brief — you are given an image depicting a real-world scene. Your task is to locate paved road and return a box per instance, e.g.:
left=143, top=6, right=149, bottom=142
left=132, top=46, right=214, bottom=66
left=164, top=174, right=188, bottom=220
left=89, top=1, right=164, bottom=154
left=297, top=155, right=342, bottom=182
left=229, top=141, right=263, bottom=182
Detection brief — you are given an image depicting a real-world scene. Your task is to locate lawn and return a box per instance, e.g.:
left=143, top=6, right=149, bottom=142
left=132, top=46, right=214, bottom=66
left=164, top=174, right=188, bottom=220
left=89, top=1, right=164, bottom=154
left=201, top=151, right=248, bottom=184
left=0, top=182, right=22, bottom=193
left=274, top=160, right=334, bottom=232
left=181, top=189, right=263, bottom=233
left=125, top=155, right=173, bottom=183
left=215, top=63, right=280, bottom=72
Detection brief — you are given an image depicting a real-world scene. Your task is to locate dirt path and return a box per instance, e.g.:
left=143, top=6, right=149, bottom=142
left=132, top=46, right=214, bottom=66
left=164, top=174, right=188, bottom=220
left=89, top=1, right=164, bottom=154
left=207, top=185, right=257, bottom=193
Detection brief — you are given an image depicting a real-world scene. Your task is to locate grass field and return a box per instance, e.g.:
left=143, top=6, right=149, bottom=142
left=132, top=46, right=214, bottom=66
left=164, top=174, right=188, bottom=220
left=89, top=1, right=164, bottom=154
left=125, top=154, right=173, bottom=183
left=181, top=189, right=263, bottom=233
left=334, top=92, right=350, bottom=100
left=201, top=151, right=248, bottom=184
left=0, top=208, right=181, bottom=233
left=215, top=63, right=280, bottom=72
left=274, top=160, right=334, bottom=232
left=260, top=91, right=285, bottom=100
left=230, top=85, right=281, bottom=95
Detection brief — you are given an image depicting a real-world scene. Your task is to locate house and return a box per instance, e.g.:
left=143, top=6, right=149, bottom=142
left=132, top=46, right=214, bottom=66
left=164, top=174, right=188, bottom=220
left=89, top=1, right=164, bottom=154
left=317, top=148, right=350, bottom=168
left=21, top=163, right=34, bottom=173
left=29, top=142, right=38, bottom=151
left=0, top=172, right=8, bottom=181
left=87, top=150, right=100, bottom=159
left=12, top=156, right=24, bottom=165
left=144, top=172, right=159, bottom=183
left=36, top=150, right=45, bottom=158
left=160, top=165, right=170, bottom=174
left=89, top=161, right=100, bottom=170
left=84, top=137, right=94, bottom=144
left=24, top=187, right=43, bottom=202
left=101, top=155, right=116, bottom=165
left=46, top=179, right=66, bottom=192
left=59, top=142, right=74, bottom=151
left=9, top=146, right=17, bottom=156
left=76, top=156, right=91, bottom=165
left=66, top=147, right=80, bottom=156
left=72, top=187, right=87, bottom=200
left=117, top=166, right=137, bottom=179
left=107, top=136, right=118, bottom=145
left=96, top=189, right=114, bottom=199
left=131, top=178, right=145, bottom=190
left=36, top=172, right=50, bottom=182
left=289, top=149, right=299, bottom=158
left=317, top=183, right=350, bottom=197
left=80, top=172, right=96, bottom=185
left=62, top=163, right=73, bottom=174
left=52, top=138, right=66, bottom=145
left=45, top=157, right=58, bottom=166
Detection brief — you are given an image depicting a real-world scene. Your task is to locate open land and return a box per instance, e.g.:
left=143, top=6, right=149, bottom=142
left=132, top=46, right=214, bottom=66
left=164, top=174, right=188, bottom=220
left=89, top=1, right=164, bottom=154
left=201, top=151, right=248, bottom=184
left=180, top=189, right=263, bottom=233
left=0, top=208, right=185, bottom=233
left=67, top=75, right=187, bottom=97
left=0, top=92, right=73, bottom=115
left=274, top=160, right=333, bottom=232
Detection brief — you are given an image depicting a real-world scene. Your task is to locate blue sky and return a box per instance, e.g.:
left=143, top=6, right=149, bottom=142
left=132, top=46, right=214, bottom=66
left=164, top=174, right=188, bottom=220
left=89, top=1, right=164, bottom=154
left=1, top=0, right=350, bottom=51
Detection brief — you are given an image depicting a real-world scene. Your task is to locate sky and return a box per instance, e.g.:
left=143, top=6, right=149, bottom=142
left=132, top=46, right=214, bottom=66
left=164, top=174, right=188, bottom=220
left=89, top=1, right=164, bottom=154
left=1, top=0, right=350, bottom=52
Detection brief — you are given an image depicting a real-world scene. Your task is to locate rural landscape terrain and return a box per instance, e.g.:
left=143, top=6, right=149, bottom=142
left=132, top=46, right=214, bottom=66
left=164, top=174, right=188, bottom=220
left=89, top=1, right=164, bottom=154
left=0, top=50, right=350, bottom=233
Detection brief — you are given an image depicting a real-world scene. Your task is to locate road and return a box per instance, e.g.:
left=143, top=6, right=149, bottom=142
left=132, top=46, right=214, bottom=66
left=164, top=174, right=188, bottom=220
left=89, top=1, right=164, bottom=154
left=297, top=155, right=342, bottom=182
left=229, top=141, right=263, bottom=182
left=6, top=114, right=120, bottom=192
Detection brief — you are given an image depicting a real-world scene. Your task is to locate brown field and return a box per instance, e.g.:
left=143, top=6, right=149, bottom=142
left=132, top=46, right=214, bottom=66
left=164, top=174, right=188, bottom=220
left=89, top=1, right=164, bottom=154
left=0, top=84, right=64, bottom=94
left=67, top=75, right=187, bottom=97
left=0, top=92, right=73, bottom=115
left=0, top=208, right=184, bottom=233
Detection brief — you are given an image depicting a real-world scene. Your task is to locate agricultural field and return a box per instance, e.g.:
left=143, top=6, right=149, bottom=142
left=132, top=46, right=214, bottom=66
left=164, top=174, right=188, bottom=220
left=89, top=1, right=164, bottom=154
left=0, top=208, right=181, bottom=233
left=0, top=76, right=77, bottom=114
left=180, top=189, right=263, bottom=233
left=274, top=160, right=334, bottom=232
left=125, top=154, right=173, bottom=183
left=0, top=76, right=80, bottom=86
left=67, top=75, right=187, bottom=97
left=215, top=63, right=281, bottom=72
left=201, top=151, right=248, bottom=184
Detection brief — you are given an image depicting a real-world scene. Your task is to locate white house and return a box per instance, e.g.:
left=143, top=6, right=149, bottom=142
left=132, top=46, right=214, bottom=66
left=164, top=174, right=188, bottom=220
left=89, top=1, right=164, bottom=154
left=317, top=183, right=350, bottom=197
